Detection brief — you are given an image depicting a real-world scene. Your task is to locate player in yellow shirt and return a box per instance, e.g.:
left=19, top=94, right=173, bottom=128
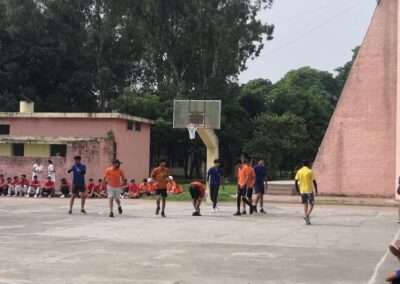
left=295, top=160, right=318, bottom=225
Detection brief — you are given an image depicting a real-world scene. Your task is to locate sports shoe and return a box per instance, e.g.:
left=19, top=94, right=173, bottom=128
left=260, top=208, right=266, bottom=214
left=215, top=205, right=220, bottom=212
left=156, top=206, right=160, bottom=215
left=118, top=206, right=123, bottom=215
left=192, top=212, right=196, bottom=216
left=212, top=208, right=216, bottom=213
left=34, top=194, right=37, bottom=198
left=303, top=216, right=311, bottom=225
left=60, top=195, right=65, bottom=198
left=242, top=210, right=247, bottom=215
left=6, top=194, right=10, bottom=197
left=48, top=195, right=52, bottom=198
left=397, top=218, right=400, bottom=224
left=250, top=206, right=256, bottom=215
left=389, top=245, right=400, bottom=262
left=80, top=209, right=87, bottom=215
left=25, top=194, right=30, bottom=198
left=254, top=206, right=258, bottom=213
left=109, top=212, right=114, bottom=218
left=161, top=211, right=166, bottom=218
left=233, top=212, right=241, bottom=216
left=68, top=210, right=72, bottom=215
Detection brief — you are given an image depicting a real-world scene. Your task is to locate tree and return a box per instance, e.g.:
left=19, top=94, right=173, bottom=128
left=244, top=113, right=307, bottom=175
left=239, top=78, right=272, bottom=118
left=335, top=46, right=360, bottom=95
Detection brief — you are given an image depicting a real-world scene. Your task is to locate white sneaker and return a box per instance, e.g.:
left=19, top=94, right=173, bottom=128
left=25, top=194, right=30, bottom=198
left=34, top=194, right=37, bottom=198
left=212, top=208, right=216, bottom=213
left=6, top=194, right=10, bottom=197
left=60, top=195, right=65, bottom=198
left=215, top=205, right=220, bottom=212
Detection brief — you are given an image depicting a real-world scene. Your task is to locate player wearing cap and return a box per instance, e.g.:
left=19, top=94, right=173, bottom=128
left=151, top=159, right=170, bottom=217
left=103, top=159, right=125, bottom=218
left=67, top=156, right=87, bottom=215
left=189, top=181, right=206, bottom=216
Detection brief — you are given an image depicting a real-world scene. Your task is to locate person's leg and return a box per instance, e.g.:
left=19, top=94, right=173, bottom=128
left=156, top=195, right=161, bottom=209
left=254, top=193, right=260, bottom=207
left=307, top=204, right=314, bottom=217
left=35, top=186, right=41, bottom=197
left=197, top=199, right=202, bottom=212
left=209, top=185, right=215, bottom=208
left=214, top=185, right=220, bottom=209
left=260, top=193, right=264, bottom=209
left=161, top=196, right=166, bottom=213
left=109, top=197, right=114, bottom=212
left=192, top=199, right=196, bottom=211
left=303, top=203, right=308, bottom=217
left=70, top=195, right=75, bottom=212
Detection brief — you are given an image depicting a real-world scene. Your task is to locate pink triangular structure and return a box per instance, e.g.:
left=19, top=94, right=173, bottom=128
left=313, top=0, right=398, bottom=197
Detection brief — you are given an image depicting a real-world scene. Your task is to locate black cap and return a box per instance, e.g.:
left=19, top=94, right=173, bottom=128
left=113, top=159, right=122, bottom=164
left=74, top=156, right=81, bottom=160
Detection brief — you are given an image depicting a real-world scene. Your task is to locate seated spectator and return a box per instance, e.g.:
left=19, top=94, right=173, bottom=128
left=126, top=179, right=139, bottom=199
left=167, top=176, right=184, bottom=195
left=148, top=178, right=156, bottom=196
left=139, top=178, right=152, bottom=197
left=60, top=178, right=70, bottom=198
left=15, top=174, right=28, bottom=197
left=120, top=178, right=129, bottom=198
left=7, top=176, right=20, bottom=197
left=42, top=176, right=56, bottom=198
left=26, top=175, right=41, bottom=198
left=5, top=177, right=12, bottom=196
left=96, top=179, right=108, bottom=198
left=87, top=178, right=98, bottom=198
left=0, top=174, right=6, bottom=196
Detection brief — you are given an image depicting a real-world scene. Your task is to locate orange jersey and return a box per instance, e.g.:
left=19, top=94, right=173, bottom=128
left=139, top=183, right=152, bottom=193
left=151, top=167, right=169, bottom=189
left=104, top=167, right=125, bottom=187
left=238, top=165, right=255, bottom=187
left=190, top=181, right=206, bottom=197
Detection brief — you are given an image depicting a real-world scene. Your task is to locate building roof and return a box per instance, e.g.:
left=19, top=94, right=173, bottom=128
left=0, top=112, right=154, bottom=124
left=0, top=136, right=102, bottom=144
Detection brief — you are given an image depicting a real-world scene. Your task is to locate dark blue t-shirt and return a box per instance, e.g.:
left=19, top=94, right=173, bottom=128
left=253, top=165, right=266, bottom=186
left=70, top=163, right=86, bottom=186
left=207, top=167, right=224, bottom=185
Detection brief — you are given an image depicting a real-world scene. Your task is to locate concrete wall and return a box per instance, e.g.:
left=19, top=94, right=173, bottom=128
left=0, top=117, right=151, bottom=181
left=0, top=139, right=114, bottom=185
left=313, top=0, right=398, bottom=197
left=0, top=144, right=11, bottom=156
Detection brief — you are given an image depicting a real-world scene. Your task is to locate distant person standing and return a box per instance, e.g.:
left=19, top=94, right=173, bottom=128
left=67, top=156, right=87, bottom=215
left=295, top=160, right=318, bottom=225
left=32, top=159, right=44, bottom=180
left=47, top=160, right=56, bottom=182
left=253, top=159, right=267, bottom=214
left=234, top=160, right=256, bottom=216
left=151, top=159, right=170, bottom=218
left=207, top=159, right=225, bottom=212
left=103, top=160, right=125, bottom=218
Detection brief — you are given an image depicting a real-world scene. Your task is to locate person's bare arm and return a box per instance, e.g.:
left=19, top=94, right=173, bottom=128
left=385, top=271, right=398, bottom=282
left=295, top=180, right=300, bottom=195
left=313, top=180, right=318, bottom=195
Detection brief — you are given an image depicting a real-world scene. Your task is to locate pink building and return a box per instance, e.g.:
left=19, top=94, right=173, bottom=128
left=0, top=101, right=153, bottom=183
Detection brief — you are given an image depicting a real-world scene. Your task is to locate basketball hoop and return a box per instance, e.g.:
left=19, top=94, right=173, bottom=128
left=187, top=123, right=199, bottom=140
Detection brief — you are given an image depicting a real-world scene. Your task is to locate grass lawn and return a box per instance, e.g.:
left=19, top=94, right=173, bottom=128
left=142, top=184, right=237, bottom=202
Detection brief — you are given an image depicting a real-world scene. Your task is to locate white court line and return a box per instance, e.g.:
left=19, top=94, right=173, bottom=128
left=367, top=228, right=400, bottom=284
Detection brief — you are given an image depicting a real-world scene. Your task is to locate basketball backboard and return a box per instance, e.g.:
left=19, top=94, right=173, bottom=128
left=173, top=100, right=221, bottom=129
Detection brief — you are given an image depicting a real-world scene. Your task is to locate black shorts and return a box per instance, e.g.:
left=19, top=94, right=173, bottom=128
left=301, top=193, right=314, bottom=205
left=254, top=183, right=265, bottom=195
left=72, top=185, right=86, bottom=196
left=238, top=185, right=253, bottom=199
left=155, top=188, right=168, bottom=198
left=189, top=185, right=200, bottom=200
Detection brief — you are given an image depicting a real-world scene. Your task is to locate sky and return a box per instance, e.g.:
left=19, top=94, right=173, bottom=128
left=238, top=0, right=377, bottom=84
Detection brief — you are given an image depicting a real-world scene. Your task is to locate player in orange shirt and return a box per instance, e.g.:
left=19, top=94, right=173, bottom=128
left=151, top=159, right=170, bottom=217
left=138, top=178, right=151, bottom=196
left=189, top=181, right=206, bottom=216
left=167, top=176, right=184, bottom=194
left=234, top=160, right=256, bottom=216
left=103, top=159, right=125, bottom=218
left=242, top=161, right=256, bottom=214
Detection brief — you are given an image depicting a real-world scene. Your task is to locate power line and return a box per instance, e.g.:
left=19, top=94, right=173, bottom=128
left=259, top=0, right=367, bottom=58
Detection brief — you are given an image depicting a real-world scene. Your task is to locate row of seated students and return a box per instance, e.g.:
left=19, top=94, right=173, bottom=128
left=0, top=174, right=184, bottom=198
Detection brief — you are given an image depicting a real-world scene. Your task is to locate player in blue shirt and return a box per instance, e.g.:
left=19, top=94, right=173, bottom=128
left=67, top=156, right=87, bottom=215
left=253, top=159, right=267, bottom=214
left=207, top=159, right=225, bottom=212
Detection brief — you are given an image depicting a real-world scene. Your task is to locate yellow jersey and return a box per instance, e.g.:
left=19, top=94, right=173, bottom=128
left=295, top=166, right=315, bottom=194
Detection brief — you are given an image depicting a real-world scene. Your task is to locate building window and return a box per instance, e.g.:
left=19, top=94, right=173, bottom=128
left=127, top=121, right=133, bottom=130
left=0, top=125, right=10, bottom=135
left=50, top=144, right=67, bottom=157
left=12, top=144, right=24, bottom=156
left=135, top=122, right=141, bottom=132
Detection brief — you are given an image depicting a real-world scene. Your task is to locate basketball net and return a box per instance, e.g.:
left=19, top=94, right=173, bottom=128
left=187, top=123, right=199, bottom=140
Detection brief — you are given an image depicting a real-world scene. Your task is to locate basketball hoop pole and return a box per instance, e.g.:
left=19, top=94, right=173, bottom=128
left=197, top=128, right=219, bottom=205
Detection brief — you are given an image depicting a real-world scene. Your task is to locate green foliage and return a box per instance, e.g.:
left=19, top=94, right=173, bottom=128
left=244, top=113, right=307, bottom=174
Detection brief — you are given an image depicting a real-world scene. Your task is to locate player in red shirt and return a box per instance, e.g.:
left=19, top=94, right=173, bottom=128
left=15, top=174, right=28, bottom=197
left=60, top=178, right=71, bottom=198
left=42, top=176, right=56, bottom=198
left=26, top=175, right=41, bottom=198
left=189, top=181, right=206, bottom=216
left=125, top=179, right=139, bottom=199
left=87, top=178, right=97, bottom=198
left=120, top=178, right=129, bottom=199
left=0, top=174, right=6, bottom=196
left=96, top=179, right=108, bottom=198
left=7, top=176, right=19, bottom=197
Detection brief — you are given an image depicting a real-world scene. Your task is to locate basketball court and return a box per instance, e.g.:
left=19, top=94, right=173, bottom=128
left=0, top=198, right=398, bottom=283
